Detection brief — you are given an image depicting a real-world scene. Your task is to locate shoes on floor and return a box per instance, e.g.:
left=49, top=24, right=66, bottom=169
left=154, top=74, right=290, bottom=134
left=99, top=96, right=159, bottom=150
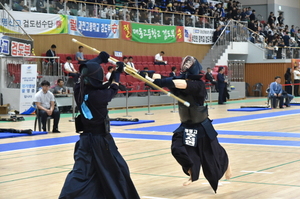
left=52, top=129, right=61, bottom=133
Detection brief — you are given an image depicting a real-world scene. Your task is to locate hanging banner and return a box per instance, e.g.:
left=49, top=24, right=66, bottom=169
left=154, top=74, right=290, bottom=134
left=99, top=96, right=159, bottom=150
left=184, top=27, right=215, bottom=44
left=0, top=35, right=33, bottom=56
left=69, top=16, right=119, bottom=38
left=0, top=10, right=68, bottom=34
left=121, top=21, right=183, bottom=43
left=19, top=64, right=37, bottom=113
left=121, top=21, right=132, bottom=41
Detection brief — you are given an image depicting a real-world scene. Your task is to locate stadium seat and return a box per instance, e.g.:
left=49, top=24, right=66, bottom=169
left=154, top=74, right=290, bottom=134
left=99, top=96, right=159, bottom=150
left=148, top=65, right=155, bottom=71
left=146, top=56, right=154, bottom=64
left=135, top=56, right=143, bottom=64
left=126, top=75, right=135, bottom=84
left=154, top=65, right=162, bottom=73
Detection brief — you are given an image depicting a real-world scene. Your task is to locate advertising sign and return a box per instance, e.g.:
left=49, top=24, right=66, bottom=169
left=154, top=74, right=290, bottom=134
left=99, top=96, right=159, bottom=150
left=0, top=10, right=68, bottom=34
left=69, top=16, right=119, bottom=38
left=0, top=35, right=33, bottom=56
left=19, top=64, right=37, bottom=113
left=184, top=27, right=215, bottom=44
left=121, top=21, right=183, bottom=43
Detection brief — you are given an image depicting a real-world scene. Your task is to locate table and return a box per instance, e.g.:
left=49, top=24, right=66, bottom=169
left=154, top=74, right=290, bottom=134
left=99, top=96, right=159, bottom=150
left=55, top=94, right=74, bottom=107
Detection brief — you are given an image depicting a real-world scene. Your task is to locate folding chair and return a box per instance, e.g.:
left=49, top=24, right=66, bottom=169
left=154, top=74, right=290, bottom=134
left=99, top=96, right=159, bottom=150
left=33, top=103, right=54, bottom=132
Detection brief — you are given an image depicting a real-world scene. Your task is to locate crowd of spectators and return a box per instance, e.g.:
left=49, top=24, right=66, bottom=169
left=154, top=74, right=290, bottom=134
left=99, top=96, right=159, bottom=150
left=4, top=0, right=300, bottom=59
left=247, top=11, right=300, bottom=59
left=4, top=0, right=256, bottom=29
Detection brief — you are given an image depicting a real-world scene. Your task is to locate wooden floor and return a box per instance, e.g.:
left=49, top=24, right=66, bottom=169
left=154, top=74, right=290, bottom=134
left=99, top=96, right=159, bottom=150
left=1, top=97, right=300, bottom=199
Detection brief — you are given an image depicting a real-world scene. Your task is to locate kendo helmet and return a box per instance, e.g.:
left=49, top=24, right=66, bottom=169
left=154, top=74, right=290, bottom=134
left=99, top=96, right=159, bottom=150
left=180, top=55, right=202, bottom=78
left=79, top=62, right=104, bottom=88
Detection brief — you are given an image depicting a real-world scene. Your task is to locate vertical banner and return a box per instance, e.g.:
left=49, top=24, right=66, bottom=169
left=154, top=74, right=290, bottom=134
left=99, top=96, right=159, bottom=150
left=121, top=21, right=132, bottom=40
left=176, top=26, right=184, bottom=42
left=19, top=64, right=37, bottom=114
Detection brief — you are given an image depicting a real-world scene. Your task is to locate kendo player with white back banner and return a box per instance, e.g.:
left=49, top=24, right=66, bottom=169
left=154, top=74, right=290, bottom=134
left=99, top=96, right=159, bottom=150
left=142, top=55, right=231, bottom=193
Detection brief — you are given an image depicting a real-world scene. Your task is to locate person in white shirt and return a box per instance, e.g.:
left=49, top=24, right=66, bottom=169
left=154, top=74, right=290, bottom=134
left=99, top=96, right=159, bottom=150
left=34, top=80, right=60, bottom=133
left=64, top=56, right=80, bottom=81
left=154, top=51, right=167, bottom=65
left=107, top=5, right=117, bottom=18
left=293, top=65, right=300, bottom=96
left=127, top=56, right=136, bottom=69
left=77, top=5, right=87, bottom=17
left=106, top=66, right=114, bottom=81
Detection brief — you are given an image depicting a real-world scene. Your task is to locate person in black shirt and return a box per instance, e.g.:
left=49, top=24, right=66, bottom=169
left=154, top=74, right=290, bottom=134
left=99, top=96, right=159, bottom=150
left=277, top=13, right=284, bottom=25
left=249, top=10, right=256, bottom=21
left=212, top=26, right=222, bottom=43
left=217, top=67, right=227, bottom=104
left=36, top=0, right=46, bottom=13
left=268, top=12, right=276, bottom=25
left=169, top=66, right=177, bottom=77
left=284, top=67, right=292, bottom=94
left=45, top=44, right=56, bottom=63
left=205, top=67, right=217, bottom=91
left=45, top=44, right=58, bottom=75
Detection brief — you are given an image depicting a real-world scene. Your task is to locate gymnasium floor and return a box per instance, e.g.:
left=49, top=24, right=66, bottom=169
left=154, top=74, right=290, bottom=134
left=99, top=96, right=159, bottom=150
left=0, top=97, right=300, bottom=199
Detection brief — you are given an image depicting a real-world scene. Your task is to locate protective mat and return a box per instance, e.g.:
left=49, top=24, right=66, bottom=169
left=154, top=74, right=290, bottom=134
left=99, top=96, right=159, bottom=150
left=290, top=103, right=300, bottom=106
left=227, top=108, right=272, bottom=111
left=0, top=131, right=47, bottom=139
left=129, top=109, right=300, bottom=132
left=2, top=132, right=300, bottom=152
left=110, top=120, right=155, bottom=126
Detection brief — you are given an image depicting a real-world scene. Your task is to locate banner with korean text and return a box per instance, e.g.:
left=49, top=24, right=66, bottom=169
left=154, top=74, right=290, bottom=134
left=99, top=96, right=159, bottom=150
left=19, top=64, right=37, bottom=113
left=184, top=27, right=215, bottom=44
left=121, top=21, right=184, bottom=43
left=0, top=10, right=68, bottom=34
left=68, top=16, right=119, bottom=38
left=0, top=35, right=33, bottom=56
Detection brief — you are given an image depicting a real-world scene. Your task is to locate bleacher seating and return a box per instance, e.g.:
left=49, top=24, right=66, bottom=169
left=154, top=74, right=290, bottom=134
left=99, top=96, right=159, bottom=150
left=39, top=53, right=184, bottom=90
left=6, top=63, right=21, bottom=88
left=6, top=53, right=211, bottom=90
left=7, top=53, right=218, bottom=93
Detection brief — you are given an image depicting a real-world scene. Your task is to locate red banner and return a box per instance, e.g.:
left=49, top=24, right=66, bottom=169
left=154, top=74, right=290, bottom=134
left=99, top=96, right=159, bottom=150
left=176, top=26, right=184, bottom=42
left=121, top=21, right=132, bottom=41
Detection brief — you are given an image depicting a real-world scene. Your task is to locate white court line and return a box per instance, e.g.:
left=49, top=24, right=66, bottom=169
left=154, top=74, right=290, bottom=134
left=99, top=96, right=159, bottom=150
left=240, top=170, right=273, bottom=174
left=142, top=197, right=169, bottom=199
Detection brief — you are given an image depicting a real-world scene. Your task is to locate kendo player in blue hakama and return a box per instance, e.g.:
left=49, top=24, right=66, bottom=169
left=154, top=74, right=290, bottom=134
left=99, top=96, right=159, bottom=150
left=59, top=52, right=140, bottom=199
left=149, top=56, right=231, bottom=193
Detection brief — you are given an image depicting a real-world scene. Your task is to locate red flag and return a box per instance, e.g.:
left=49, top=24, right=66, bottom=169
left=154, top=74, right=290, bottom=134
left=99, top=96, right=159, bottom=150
left=121, top=21, right=132, bottom=40
left=176, top=26, right=184, bottom=42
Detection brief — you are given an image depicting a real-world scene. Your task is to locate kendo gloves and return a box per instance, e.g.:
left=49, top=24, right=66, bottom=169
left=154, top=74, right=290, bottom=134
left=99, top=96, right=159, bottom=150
left=116, top=62, right=125, bottom=73
left=86, top=51, right=110, bottom=64
left=113, top=62, right=125, bottom=83
left=139, top=70, right=155, bottom=78
left=153, top=77, right=175, bottom=88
